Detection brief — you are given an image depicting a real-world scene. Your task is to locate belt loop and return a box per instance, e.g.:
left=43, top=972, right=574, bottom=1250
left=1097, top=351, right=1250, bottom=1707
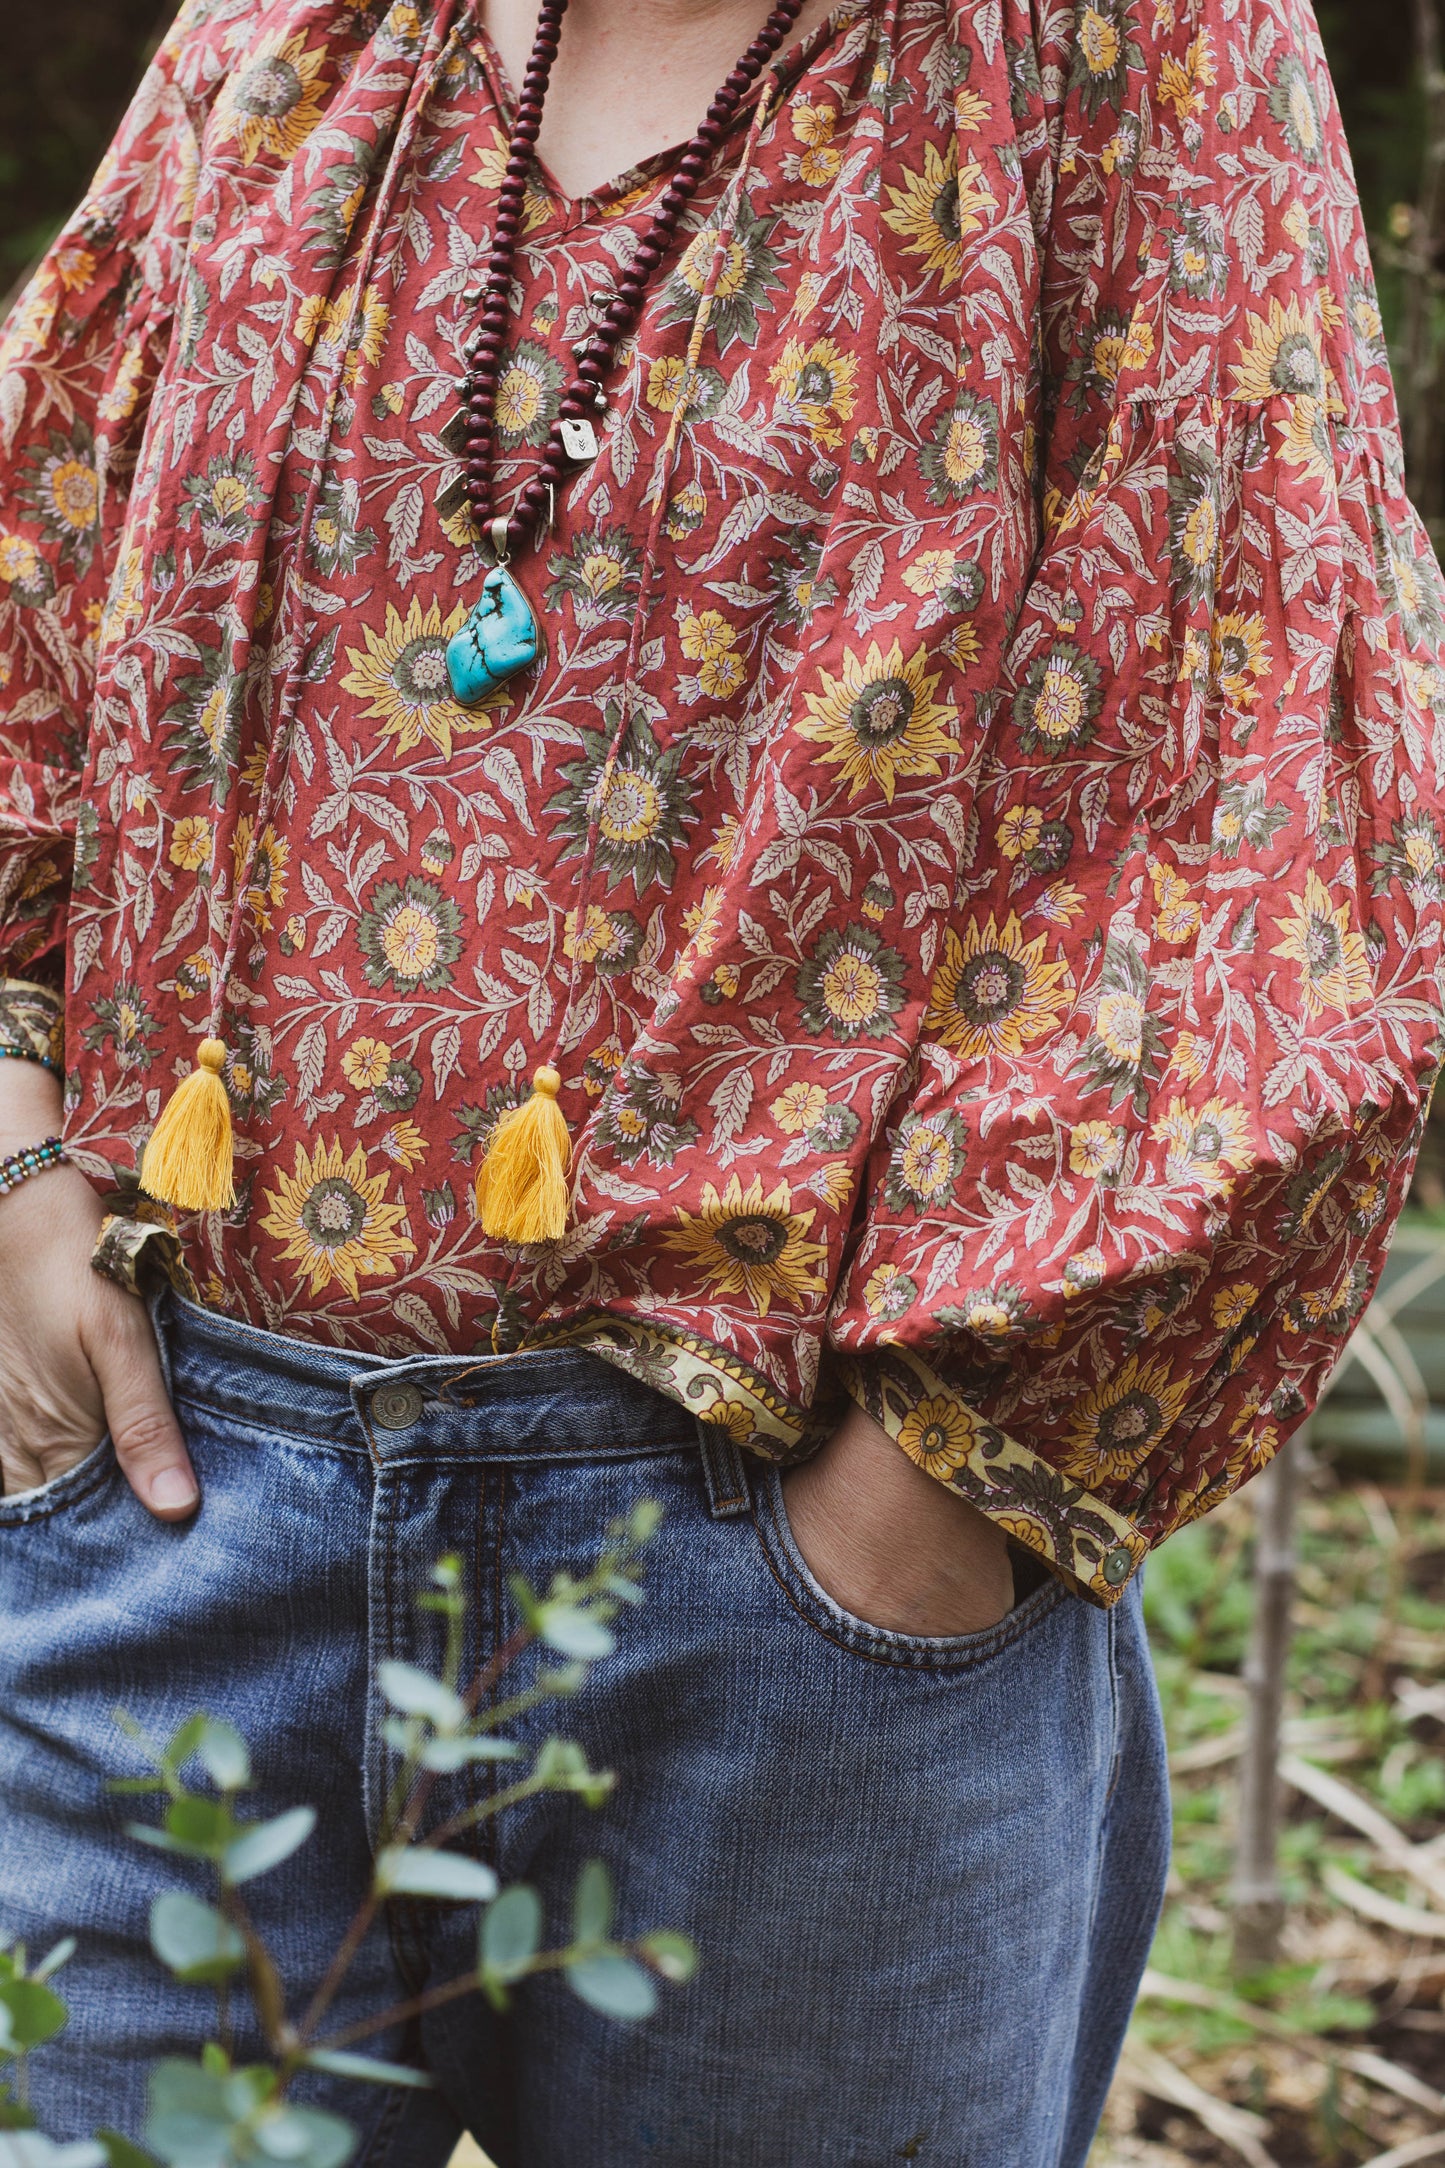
left=696, top=1422, right=751, bottom=1519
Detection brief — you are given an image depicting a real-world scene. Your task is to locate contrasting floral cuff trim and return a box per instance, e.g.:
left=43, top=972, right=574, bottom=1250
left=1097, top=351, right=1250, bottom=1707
left=837, top=1348, right=1149, bottom=1609
left=535, top=1311, right=828, bottom=1458
left=85, top=1164, right=198, bottom=1301
left=0, top=977, right=64, bottom=1069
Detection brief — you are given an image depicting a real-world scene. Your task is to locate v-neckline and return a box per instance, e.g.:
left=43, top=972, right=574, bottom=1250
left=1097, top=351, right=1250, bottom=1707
left=466, top=0, right=871, bottom=228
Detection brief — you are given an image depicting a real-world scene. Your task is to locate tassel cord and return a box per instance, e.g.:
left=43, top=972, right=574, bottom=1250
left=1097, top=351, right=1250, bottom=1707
left=141, top=5, right=467, bottom=1208
left=491, top=93, right=781, bottom=1248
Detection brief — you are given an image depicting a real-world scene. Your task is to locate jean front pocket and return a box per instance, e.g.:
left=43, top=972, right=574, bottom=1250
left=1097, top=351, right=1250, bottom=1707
left=0, top=1433, right=115, bottom=1526
left=751, top=1463, right=1070, bottom=1673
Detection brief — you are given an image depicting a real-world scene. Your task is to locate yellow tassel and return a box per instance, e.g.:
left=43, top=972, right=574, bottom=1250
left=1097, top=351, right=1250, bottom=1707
left=139, top=1037, right=236, bottom=1211
left=475, top=1063, right=571, bottom=1241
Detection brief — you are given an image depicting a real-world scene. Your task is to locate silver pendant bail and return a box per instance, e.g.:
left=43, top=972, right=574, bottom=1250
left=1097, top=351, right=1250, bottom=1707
left=490, top=515, right=510, bottom=565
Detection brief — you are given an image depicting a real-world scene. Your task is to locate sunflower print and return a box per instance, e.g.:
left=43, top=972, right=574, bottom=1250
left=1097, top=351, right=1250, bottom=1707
left=664, top=1175, right=828, bottom=1316
left=20, top=425, right=99, bottom=573
left=549, top=710, right=696, bottom=896
left=1269, top=870, right=1372, bottom=1020
left=1228, top=294, right=1326, bottom=402
left=493, top=338, right=564, bottom=450
left=1073, top=940, right=1167, bottom=1112
left=1069, top=0, right=1141, bottom=119
left=1370, top=813, right=1445, bottom=902
left=214, top=29, right=329, bottom=166
left=259, top=1138, right=414, bottom=1301
left=924, top=915, right=1071, bottom=1061
left=0, top=0, right=1442, bottom=1619
left=768, top=337, right=860, bottom=447
left=884, top=1109, right=969, bottom=1213
left=661, top=198, right=786, bottom=350
left=341, top=597, right=496, bottom=759
left=1152, top=1097, right=1254, bottom=1198
left=232, top=818, right=290, bottom=933
left=795, top=924, right=906, bottom=1043
left=1166, top=446, right=1223, bottom=602
left=882, top=138, right=994, bottom=286
left=1011, top=640, right=1104, bottom=755
left=797, top=640, right=957, bottom=801
left=1210, top=613, right=1270, bottom=706
left=918, top=389, right=999, bottom=504
left=1267, top=53, right=1325, bottom=163
left=1060, top=1356, right=1193, bottom=1481
left=897, top=1394, right=979, bottom=1478
left=161, top=638, right=244, bottom=799
left=357, top=876, right=464, bottom=995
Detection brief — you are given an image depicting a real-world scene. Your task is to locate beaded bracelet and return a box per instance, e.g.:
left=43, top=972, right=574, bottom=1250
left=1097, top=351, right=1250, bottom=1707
left=0, top=1045, right=58, bottom=1072
left=0, top=1135, right=66, bottom=1197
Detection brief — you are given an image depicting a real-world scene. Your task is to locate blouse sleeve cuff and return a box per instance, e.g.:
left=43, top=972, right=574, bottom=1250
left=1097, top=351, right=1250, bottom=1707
left=0, top=977, right=65, bottom=1069
left=836, top=1347, right=1150, bottom=1608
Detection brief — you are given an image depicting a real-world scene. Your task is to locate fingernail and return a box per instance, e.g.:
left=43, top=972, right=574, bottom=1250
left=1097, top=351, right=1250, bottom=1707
left=150, top=1468, right=199, bottom=1514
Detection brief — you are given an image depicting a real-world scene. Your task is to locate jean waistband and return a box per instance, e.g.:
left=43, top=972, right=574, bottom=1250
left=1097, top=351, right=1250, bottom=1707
left=152, top=1288, right=704, bottom=1466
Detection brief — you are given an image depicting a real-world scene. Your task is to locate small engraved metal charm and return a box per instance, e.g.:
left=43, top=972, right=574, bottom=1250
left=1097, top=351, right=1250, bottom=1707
left=560, top=416, right=599, bottom=462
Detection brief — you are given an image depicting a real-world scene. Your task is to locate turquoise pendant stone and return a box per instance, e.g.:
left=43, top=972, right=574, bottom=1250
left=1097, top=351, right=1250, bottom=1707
left=445, top=563, right=540, bottom=705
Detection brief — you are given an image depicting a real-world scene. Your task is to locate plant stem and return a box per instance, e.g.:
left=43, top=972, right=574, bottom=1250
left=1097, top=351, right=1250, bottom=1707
left=1232, top=1429, right=1304, bottom=1974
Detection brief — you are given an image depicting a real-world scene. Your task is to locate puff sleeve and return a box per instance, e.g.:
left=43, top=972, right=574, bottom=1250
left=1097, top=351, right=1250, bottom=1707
left=827, top=0, right=1445, bottom=1603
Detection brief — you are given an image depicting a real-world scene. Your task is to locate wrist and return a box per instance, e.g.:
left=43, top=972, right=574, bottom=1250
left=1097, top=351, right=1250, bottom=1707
left=0, top=1059, right=63, bottom=1158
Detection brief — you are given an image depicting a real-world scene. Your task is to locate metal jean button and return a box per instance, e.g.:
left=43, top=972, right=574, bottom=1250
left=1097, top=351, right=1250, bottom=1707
left=371, top=1381, right=425, bottom=1431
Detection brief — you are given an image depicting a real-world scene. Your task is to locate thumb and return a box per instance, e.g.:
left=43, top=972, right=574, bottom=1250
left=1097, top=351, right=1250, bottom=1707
left=84, top=1300, right=198, bottom=1521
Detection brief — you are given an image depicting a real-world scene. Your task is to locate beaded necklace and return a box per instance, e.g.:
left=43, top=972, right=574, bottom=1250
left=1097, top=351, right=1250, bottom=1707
left=140, top=0, right=809, bottom=1243
left=445, top=0, right=807, bottom=705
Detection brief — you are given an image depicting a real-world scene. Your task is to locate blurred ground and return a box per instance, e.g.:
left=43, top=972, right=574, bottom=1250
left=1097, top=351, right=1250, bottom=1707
left=1094, top=1472, right=1445, bottom=2166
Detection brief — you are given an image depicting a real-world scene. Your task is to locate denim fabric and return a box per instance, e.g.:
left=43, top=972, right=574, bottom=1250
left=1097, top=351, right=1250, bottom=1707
left=0, top=1290, right=1171, bottom=2167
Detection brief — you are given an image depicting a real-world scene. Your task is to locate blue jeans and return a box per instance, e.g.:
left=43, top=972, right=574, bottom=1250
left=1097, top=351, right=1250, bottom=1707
left=0, top=1291, right=1169, bottom=2166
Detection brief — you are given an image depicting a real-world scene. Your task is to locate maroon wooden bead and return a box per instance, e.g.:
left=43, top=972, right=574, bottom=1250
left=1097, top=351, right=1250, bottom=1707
left=676, top=152, right=706, bottom=181
left=695, top=118, right=722, bottom=146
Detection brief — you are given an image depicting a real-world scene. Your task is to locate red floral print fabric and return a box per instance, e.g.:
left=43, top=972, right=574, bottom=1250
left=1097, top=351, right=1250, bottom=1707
left=1, top=0, right=1442, bottom=1603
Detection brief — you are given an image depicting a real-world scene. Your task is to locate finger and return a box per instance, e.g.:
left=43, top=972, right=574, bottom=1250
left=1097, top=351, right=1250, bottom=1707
left=85, top=1303, right=197, bottom=1520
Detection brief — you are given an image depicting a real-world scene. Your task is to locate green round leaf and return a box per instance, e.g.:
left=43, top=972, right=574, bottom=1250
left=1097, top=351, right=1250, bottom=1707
left=149, top=1894, right=245, bottom=1987
left=223, top=1807, right=316, bottom=1887
left=480, top=1886, right=542, bottom=1982
left=565, top=1951, right=657, bottom=2023
left=374, top=1848, right=498, bottom=1903
left=537, top=1607, right=615, bottom=1660
left=0, top=1978, right=68, bottom=2051
left=572, top=1859, right=614, bottom=1945
left=638, top=1930, right=698, bottom=1983
left=194, top=1721, right=251, bottom=1794
left=376, top=1662, right=465, bottom=1733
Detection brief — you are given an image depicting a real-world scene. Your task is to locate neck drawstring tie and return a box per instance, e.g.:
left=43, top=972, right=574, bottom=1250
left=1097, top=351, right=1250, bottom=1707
left=137, top=1, right=464, bottom=1215
left=471, top=96, right=775, bottom=1244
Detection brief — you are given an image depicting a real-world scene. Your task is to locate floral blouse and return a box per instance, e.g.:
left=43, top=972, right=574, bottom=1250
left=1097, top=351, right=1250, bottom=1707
left=1, top=0, right=1442, bottom=1606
